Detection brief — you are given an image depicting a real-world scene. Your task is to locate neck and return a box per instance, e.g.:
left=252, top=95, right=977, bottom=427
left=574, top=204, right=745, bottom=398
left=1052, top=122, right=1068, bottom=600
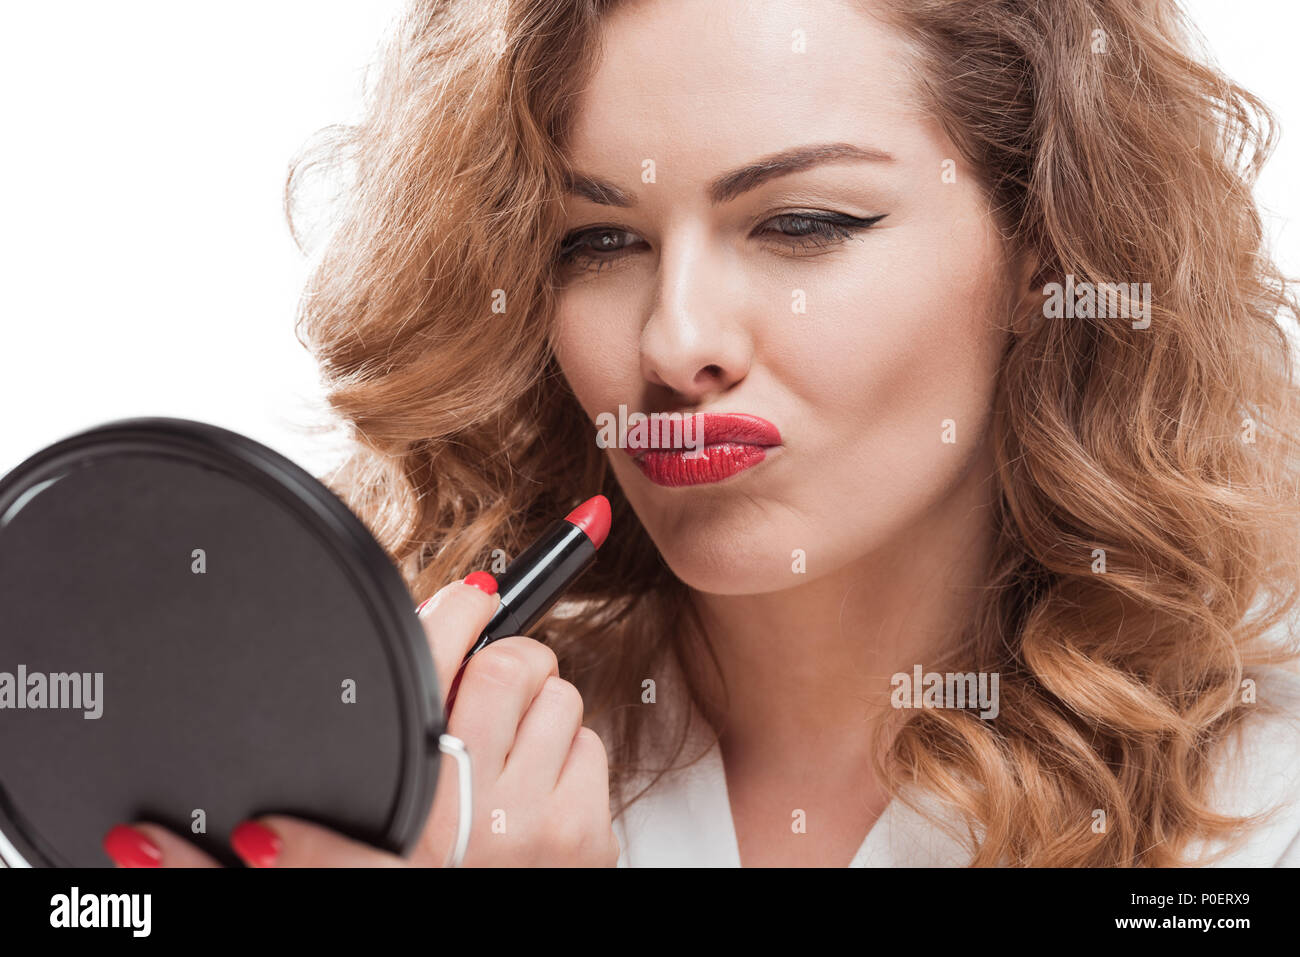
left=680, top=440, right=1000, bottom=767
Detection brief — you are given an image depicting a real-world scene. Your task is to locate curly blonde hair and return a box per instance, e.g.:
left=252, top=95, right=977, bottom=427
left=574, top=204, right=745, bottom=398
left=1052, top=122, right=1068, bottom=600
left=285, top=0, right=1300, bottom=866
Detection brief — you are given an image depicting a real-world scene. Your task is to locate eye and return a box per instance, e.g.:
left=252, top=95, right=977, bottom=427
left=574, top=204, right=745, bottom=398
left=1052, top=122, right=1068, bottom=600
left=758, top=212, right=886, bottom=255
left=554, top=212, right=887, bottom=276
left=555, top=227, right=645, bottom=275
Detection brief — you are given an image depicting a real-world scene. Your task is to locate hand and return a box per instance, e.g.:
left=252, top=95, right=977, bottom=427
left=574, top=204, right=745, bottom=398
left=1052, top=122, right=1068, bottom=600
left=101, top=572, right=620, bottom=867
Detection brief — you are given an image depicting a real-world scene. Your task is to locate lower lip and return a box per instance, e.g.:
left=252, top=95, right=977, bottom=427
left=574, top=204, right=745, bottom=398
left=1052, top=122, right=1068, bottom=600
left=631, top=443, right=775, bottom=487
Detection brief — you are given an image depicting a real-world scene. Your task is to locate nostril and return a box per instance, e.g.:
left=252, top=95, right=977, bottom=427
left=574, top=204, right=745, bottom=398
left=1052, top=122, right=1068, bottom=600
left=700, top=364, right=724, bottom=379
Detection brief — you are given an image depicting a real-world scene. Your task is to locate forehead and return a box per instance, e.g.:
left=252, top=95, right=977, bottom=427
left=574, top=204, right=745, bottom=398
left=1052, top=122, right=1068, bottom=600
left=564, top=0, right=929, bottom=174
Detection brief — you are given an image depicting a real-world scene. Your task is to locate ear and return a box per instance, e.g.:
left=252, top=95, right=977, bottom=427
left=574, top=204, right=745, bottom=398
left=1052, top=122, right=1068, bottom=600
left=1007, top=247, right=1045, bottom=336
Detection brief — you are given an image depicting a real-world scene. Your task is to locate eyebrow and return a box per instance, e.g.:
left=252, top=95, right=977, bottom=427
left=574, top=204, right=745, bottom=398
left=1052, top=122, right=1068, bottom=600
left=563, top=141, right=895, bottom=209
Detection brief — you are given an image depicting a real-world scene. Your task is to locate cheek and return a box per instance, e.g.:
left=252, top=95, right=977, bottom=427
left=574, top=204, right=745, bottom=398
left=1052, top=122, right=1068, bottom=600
left=802, top=227, right=1007, bottom=458
left=767, top=206, right=1009, bottom=567
left=551, top=290, right=641, bottom=419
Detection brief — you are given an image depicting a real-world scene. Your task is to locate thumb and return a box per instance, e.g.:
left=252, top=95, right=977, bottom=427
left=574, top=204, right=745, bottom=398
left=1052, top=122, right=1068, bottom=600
left=415, top=573, right=501, bottom=700
left=230, top=816, right=407, bottom=868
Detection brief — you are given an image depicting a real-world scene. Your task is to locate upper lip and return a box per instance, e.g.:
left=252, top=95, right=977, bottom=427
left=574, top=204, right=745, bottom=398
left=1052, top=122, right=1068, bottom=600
left=626, top=412, right=782, bottom=457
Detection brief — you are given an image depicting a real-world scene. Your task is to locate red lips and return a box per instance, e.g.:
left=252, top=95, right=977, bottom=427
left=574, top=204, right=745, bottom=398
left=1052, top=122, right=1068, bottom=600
left=627, top=413, right=781, bottom=487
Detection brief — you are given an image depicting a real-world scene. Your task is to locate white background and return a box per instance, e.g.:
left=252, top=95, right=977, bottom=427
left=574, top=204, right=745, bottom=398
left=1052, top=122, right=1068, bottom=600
left=1, top=1, right=1297, bottom=477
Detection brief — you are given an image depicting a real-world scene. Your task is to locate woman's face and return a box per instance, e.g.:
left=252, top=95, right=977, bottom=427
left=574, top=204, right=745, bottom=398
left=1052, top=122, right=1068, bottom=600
left=552, top=0, right=1016, bottom=596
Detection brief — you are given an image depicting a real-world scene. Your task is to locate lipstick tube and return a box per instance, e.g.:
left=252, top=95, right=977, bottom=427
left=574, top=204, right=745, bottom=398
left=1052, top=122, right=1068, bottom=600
left=443, top=495, right=610, bottom=716
left=464, top=506, right=603, bottom=658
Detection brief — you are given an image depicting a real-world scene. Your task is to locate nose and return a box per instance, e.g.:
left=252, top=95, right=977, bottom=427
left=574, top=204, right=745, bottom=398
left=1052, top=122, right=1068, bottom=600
left=639, top=234, right=753, bottom=403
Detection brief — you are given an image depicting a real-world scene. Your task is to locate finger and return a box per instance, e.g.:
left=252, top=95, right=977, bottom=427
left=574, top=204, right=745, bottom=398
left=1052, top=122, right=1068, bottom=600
left=423, top=745, right=469, bottom=863
left=558, top=726, right=613, bottom=810
left=554, top=728, right=619, bottom=867
left=445, top=636, right=559, bottom=779
left=104, top=823, right=221, bottom=868
left=557, top=728, right=620, bottom=866
left=229, top=816, right=406, bottom=868
left=415, top=572, right=501, bottom=698
left=504, top=675, right=585, bottom=789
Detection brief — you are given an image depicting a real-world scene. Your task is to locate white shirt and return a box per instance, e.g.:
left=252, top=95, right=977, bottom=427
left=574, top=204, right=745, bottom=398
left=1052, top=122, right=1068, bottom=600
left=601, top=657, right=1300, bottom=867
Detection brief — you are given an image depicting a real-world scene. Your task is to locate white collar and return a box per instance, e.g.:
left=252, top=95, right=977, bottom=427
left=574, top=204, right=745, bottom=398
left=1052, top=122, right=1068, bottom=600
left=604, top=650, right=974, bottom=867
left=612, top=725, right=975, bottom=866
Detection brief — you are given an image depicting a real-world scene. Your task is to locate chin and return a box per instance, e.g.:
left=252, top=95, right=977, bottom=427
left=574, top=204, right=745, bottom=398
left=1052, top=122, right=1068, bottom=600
left=660, top=545, right=797, bottom=596
left=633, top=505, right=851, bottom=596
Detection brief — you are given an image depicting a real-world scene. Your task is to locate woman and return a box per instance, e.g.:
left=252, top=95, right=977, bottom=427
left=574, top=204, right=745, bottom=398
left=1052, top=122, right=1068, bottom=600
left=102, top=0, right=1300, bottom=867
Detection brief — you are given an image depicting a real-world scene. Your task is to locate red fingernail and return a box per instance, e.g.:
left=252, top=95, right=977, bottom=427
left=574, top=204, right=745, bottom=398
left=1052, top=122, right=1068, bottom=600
left=463, top=570, right=498, bottom=595
left=231, top=820, right=282, bottom=868
left=103, top=824, right=163, bottom=868
left=416, top=597, right=433, bottom=616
